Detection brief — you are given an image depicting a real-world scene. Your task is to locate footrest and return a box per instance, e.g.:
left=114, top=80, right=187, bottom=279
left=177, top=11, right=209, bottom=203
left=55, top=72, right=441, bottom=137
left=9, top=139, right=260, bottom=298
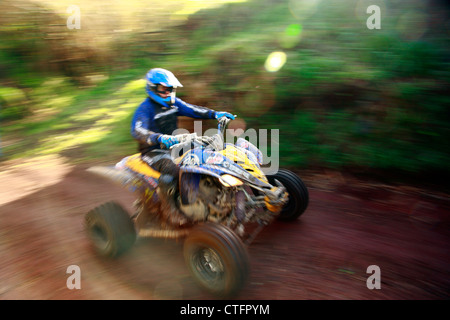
left=137, top=227, right=190, bottom=239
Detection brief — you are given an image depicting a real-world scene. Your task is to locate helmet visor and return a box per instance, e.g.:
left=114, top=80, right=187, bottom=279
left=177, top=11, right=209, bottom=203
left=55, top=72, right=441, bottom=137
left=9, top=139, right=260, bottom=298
left=156, top=85, right=174, bottom=94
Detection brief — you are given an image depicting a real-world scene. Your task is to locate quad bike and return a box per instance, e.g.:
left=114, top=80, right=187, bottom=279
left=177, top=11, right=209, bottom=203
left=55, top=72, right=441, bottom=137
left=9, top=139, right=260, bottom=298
left=85, top=116, right=309, bottom=297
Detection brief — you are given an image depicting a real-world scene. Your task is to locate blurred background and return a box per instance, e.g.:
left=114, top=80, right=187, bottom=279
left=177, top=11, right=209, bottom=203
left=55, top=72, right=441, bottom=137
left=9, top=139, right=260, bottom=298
left=1, top=0, right=449, bottom=184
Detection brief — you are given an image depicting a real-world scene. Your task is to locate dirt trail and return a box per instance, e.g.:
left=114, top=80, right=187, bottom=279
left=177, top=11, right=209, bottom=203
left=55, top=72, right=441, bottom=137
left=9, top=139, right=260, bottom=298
left=0, top=155, right=449, bottom=300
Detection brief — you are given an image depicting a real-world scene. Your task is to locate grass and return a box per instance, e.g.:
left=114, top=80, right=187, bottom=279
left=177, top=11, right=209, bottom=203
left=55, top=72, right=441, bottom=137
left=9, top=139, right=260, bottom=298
left=1, top=71, right=145, bottom=163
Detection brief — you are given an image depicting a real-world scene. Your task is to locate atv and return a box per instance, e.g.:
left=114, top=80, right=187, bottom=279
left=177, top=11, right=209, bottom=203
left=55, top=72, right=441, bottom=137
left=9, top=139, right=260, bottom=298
left=85, top=116, right=309, bottom=297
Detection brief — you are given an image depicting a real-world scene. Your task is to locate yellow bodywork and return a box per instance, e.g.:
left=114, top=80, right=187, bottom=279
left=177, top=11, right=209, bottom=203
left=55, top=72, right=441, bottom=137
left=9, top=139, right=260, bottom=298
left=122, top=149, right=285, bottom=213
left=123, top=153, right=161, bottom=179
left=220, top=145, right=268, bottom=185
left=124, top=145, right=267, bottom=185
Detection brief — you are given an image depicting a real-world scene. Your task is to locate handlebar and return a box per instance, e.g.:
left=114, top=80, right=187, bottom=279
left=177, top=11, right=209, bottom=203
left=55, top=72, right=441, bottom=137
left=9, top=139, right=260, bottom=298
left=217, top=116, right=235, bottom=136
left=168, top=115, right=235, bottom=152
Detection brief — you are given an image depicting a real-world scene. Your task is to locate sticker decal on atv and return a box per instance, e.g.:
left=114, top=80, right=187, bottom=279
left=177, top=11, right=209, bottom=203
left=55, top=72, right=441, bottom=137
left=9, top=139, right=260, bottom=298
left=205, top=155, right=223, bottom=165
left=182, top=153, right=200, bottom=166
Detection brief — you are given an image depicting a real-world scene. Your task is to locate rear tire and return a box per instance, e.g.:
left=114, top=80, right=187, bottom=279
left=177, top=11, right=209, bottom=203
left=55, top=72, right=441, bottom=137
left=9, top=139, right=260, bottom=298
left=184, top=223, right=249, bottom=298
left=85, top=201, right=136, bottom=257
left=267, top=169, right=309, bottom=221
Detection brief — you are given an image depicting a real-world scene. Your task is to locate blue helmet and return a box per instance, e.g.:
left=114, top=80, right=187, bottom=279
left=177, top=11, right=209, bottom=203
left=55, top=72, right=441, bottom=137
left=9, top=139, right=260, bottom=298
left=145, top=68, right=183, bottom=106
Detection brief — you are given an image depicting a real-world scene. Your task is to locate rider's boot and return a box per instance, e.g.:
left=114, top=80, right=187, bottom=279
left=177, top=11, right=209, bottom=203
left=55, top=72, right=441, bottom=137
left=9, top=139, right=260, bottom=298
left=157, top=174, right=188, bottom=226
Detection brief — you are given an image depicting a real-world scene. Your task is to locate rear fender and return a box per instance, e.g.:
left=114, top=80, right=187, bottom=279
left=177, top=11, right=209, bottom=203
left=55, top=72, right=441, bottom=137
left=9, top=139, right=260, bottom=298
left=86, top=166, right=150, bottom=194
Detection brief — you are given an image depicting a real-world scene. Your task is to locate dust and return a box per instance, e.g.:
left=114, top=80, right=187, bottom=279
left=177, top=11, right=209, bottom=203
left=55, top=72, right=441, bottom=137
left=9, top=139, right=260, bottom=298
left=0, top=155, right=72, bottom=205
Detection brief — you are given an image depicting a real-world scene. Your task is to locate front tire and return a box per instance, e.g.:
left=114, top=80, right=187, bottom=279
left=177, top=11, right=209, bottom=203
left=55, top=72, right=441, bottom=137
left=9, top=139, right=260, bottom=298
left=267, top=169, right=309, bottom=221
left=85, top=201, right=136, bottom=258
left=184, top=223, right=249, bottom=298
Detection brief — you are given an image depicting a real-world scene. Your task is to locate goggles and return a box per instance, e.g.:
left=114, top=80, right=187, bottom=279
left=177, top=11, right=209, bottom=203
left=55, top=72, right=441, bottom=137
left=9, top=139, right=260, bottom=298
left=156, top=85, right=174, bottom=94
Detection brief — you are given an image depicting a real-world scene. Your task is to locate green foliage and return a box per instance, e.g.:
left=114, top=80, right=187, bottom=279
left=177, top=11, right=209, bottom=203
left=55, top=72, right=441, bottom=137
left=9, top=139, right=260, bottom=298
left=1, top=0, right=449, bottom=178
left=0, top=86, right=28, bottom=120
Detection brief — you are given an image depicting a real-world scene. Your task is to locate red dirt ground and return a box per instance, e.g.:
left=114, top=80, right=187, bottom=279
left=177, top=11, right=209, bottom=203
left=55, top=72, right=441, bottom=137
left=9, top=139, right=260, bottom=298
left=0, top=155, right=449, bottom=300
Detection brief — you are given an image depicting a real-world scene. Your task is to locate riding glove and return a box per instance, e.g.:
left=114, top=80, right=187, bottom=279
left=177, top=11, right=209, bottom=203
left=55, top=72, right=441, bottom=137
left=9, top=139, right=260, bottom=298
left=157, top=134, right=181, bottom=149
left=215, top=111, right=235, bottom=120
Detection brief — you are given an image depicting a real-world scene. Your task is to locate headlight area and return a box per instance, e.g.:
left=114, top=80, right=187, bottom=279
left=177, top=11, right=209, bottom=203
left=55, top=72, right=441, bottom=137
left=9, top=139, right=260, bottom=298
left=219, top=174, right=243, bottom=187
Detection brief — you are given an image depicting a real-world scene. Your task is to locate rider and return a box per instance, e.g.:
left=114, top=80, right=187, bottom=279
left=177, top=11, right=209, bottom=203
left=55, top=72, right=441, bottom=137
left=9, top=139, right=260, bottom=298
left=130, top=68, right=235, bottom=208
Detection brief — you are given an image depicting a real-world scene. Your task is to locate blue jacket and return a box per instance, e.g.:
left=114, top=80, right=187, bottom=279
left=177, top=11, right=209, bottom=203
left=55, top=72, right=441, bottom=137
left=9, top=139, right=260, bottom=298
left=131, top=97, right=217, bottom=153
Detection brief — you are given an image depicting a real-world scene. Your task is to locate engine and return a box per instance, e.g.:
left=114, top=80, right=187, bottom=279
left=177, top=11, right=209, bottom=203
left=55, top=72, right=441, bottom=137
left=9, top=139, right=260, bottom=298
left=179, top=176, right=234, bottom=222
